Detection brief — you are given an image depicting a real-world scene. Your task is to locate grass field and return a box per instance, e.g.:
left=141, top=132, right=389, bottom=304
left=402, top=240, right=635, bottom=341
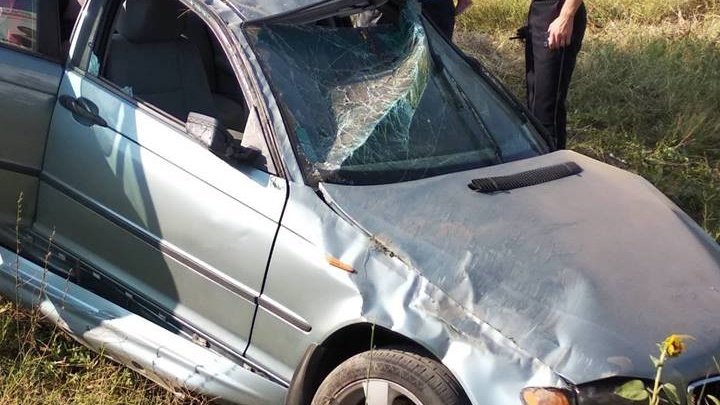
left=456, top=0, right=720, bottom=241
left=0, top=1, right=718, bottom=402
left=0, top=298, right=199, bottom=404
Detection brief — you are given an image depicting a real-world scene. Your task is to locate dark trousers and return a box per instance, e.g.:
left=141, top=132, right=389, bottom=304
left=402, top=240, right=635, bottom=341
left=423, top=0, right=456, bottom=39
left=525, top=0, right=586, bottom=149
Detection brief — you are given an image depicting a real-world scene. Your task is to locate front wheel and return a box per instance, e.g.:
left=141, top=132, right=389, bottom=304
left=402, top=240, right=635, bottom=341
left=311, top=349, right=470, bottom=405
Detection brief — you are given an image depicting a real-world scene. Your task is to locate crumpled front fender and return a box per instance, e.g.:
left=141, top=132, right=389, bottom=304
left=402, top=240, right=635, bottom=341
left=356, top=243, right=571, bottom=404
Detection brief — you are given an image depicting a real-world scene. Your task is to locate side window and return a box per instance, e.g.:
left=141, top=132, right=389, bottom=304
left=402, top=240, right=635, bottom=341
left=0, top=0, right=38, bottom=52
left=90, top=0, right=276, bottom=173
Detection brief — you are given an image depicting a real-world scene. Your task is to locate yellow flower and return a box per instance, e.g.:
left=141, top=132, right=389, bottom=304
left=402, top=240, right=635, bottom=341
left=662, top=335, right=686, bottom=358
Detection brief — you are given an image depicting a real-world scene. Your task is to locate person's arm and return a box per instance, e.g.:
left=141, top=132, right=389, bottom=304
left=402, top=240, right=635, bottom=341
left=456, top=0, right=473, bottom=15
left=547, top=0, right=583, bottom=50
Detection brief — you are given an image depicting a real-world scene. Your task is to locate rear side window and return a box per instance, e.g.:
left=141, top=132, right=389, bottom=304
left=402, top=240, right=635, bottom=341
left=0, top=0, right=38, bottom=52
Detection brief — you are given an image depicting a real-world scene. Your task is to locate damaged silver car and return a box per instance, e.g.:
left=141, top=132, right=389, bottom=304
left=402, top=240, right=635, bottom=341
left=1, top=0, right=720, bottom=404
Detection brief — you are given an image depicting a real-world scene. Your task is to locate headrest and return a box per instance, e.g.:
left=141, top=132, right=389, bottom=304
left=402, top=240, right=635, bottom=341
left=116, top=0, right=182, bottom=43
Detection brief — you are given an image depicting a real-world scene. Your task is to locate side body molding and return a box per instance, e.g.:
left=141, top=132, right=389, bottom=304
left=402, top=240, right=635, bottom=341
left=0, top=244, right=287, bottom=404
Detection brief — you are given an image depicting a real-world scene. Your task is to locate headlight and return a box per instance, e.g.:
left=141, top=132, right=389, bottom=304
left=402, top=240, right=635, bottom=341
left=522, top=379, right=656, bottom=405
left=520, top=387, right=574, bottom=405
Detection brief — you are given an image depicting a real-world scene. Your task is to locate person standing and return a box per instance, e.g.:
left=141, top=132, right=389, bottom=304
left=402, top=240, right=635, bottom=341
left=525, top=0, right=587, bottom=149
left=422, top=0, right=473, bottom=39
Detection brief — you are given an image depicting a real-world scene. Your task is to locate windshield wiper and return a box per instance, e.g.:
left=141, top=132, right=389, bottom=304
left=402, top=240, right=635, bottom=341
left=430, top=48, right=505, bottom=164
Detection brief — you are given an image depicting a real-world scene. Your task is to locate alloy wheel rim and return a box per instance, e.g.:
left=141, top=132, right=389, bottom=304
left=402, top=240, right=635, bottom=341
left=333, top=378, right=425, bottom=405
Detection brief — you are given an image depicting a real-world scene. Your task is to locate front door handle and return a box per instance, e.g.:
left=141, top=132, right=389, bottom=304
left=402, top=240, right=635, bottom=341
left=59, top=95, right=108, bottom=128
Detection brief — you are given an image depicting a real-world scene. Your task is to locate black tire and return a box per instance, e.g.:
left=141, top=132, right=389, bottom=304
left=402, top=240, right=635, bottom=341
left=311, top=348, right=470, bottom=405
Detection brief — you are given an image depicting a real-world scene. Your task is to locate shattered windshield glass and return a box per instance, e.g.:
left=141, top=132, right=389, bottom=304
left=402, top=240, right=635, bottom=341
left=246, top=2, right=546, bottom=184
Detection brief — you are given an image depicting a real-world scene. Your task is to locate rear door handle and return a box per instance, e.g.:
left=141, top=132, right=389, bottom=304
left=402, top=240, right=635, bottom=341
left=59, top=95, right=108, bottom=128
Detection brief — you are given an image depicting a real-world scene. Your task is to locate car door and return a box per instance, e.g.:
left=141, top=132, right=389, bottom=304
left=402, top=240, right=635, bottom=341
left=0, top=0, right=62, bottom=237
left=34, top=0, right=287, bottom=355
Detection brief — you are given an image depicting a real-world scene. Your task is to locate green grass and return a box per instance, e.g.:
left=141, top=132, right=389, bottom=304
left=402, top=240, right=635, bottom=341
left=457, top=0, right=720, bottom=31
left=0, top=298, right=205, bottom=404
left=456, top=0, right=720, bottom=241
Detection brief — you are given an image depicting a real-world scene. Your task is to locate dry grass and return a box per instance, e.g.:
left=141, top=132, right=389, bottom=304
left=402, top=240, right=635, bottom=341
left=457, top=0, right=720, bottom=31
left=0, top=298, right=201, bottom=404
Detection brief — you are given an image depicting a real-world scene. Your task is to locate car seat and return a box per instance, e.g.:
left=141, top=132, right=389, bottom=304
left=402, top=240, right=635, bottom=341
left=105, top=0, right=218, bottom=123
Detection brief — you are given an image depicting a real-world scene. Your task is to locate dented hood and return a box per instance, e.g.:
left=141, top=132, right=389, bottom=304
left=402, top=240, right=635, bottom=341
left=321, top=150, right=720, bottom=384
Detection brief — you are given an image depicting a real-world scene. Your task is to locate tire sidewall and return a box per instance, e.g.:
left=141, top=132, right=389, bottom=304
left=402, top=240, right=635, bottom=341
left=311, top=350, right=468, bottom=405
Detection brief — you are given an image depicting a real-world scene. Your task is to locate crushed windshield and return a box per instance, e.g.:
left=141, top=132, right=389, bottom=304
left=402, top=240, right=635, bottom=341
left=246, top=2, right=546, bottom=184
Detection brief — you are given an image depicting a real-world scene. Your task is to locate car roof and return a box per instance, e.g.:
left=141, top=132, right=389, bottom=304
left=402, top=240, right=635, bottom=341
left=227, top=0, right=385, bottom=23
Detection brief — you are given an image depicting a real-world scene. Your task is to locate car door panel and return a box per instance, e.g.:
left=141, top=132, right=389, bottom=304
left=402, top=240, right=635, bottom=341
left=35, top=183, right=254, bottom=353
left=0, top=48, right=61, bottom=169
left=37, top=70, right=286, bottom=349
left=78, top=76, right=286, bottom=221
left=0, top=172, right=37, bottom=227
left=0, top=47, right=61, bottom=227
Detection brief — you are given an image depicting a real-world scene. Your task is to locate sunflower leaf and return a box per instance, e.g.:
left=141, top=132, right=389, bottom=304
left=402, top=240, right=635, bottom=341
left=705, top=394, right=720, bottom=405
left=614, top=380, right=649, bottom=401
left=661, top=383, right=679, bottom=404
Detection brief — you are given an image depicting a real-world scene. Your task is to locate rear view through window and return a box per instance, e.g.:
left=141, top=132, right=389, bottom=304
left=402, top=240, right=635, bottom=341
left=0, top=0, right=37, bottom=52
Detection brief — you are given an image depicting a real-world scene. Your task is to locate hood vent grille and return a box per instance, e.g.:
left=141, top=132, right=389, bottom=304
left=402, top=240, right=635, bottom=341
left=469, top=161, right=582, bottom=193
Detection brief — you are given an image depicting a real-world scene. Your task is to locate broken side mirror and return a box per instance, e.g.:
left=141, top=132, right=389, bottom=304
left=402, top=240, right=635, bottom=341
left=186, top=112, right=260, bottom=164
left=186, top=112, right=231, bottom=155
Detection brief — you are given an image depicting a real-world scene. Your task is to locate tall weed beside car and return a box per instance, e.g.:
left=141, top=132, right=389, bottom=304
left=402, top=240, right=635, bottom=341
left=456, top=0, right=720, bottom=241
left=0, top=298, right=195, bottom=404
left=614, top=334, right=720, bottom=405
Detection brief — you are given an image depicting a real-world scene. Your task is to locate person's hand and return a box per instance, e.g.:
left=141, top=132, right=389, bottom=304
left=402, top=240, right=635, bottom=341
left=547, top=14, right=574, bottom=50
left=456, top=0, right=473, bottom=15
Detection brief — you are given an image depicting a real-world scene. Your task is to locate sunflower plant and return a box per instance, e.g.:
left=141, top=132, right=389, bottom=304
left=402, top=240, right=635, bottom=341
left=615, top=334, right=719, bottom=405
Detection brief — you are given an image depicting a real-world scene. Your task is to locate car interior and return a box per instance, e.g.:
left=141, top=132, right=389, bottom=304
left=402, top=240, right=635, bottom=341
left=58, top=0, right=250, bottom=134
left=101, top=0, right=250, bottom=135
left=52, top=0, right=276, bottom=173
left=60, top=0, right=85, bottom=49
